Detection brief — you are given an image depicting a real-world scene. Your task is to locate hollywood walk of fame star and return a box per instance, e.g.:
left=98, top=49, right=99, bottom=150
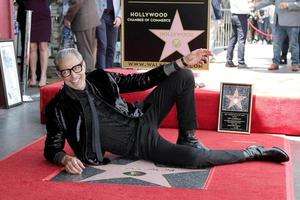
left=149, top=10, right=204, bottom=61
left=80, top=159, right=204, bottom=187
left=225, top=89, right=246, bottom=110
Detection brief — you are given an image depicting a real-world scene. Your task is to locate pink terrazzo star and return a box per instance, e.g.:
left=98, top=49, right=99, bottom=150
left=149, top=10, right=204, bottom=61
left=80, top=160, right=203, bottom=187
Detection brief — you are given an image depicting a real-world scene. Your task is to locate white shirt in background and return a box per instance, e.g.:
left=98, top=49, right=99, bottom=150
left=229, top=0, right=251, bottom=14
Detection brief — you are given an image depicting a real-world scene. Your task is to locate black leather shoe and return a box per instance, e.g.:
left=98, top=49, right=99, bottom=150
left=280, top=56, right=287, bottom=65
left=243, top=145, right=289, bottom=163
left=176, top=130, right=209, bottom=150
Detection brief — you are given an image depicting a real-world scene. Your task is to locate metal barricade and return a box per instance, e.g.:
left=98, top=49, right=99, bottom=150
left=214, top=8, right=232, bottom=50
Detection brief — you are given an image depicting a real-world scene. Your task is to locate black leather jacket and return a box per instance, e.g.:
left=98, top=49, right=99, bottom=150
left=44, top=64, right=175, bottom=165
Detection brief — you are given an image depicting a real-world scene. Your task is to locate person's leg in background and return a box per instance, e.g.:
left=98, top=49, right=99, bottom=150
left=299, top=31, right=300, bottom=61
left=96, top=16, right=107, bottom=69
left=263, top=16, right=270, bottom=44
left=226, top=15, right=238, bottom=67
left=257, top=20, right=265, bottom=44
left=287, top=27, right=300, bottom=71
left=105, top=14, right=119, bottom=68
left=29, top=43, right=38, bottom=86
left=236, top=14, right=248, bottom=67
left=96, top=12, right=119, bottom=69
left=246, top=13, right=255, bottom=43
left=38, top=42, right=49, bottom=87
left=209, top=19, right=218, bottom=62
left=74, top=28, right=97, bottom=72
left=280, top=36, right=289, bottom=64
left=269, top=25, right=287, bottom=70
left=266, top=19, right=273, bottom=44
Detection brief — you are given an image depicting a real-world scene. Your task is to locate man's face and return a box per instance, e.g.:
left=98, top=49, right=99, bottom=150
left=57, top=54, right=87, bottom=90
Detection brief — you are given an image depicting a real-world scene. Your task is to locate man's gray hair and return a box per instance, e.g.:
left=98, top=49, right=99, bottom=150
left=54, top=48, right=83, bottom=70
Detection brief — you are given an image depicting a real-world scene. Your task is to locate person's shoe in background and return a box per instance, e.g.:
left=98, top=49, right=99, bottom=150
left=292, top=64, right=300, bottom=72
left=280, top=56, right=287, bottom=65
left=238, top=63, right=248, bottom=68
left=268, top=63, right=279, bottom=70
left=225, top=61, right=237, bottom=68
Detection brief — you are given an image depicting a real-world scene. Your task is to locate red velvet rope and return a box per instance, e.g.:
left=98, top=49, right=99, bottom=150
left=247, top=19, right=272, bottom=38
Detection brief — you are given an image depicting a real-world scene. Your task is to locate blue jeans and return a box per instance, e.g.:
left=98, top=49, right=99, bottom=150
left=226, top=14, right=248, bottom=64
left=273, top=25, right=300, bottom=65
left=96, top=13, right=119, bottom=68
left=257, top=17, right=269, bottom=42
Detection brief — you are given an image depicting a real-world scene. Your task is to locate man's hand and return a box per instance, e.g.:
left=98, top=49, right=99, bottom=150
left=113, top=17, right=122, bottom=28
left=64, top=18, right=71, bottom=29
left=61, top=154, right=85, bottom=174
left=279, top=2, right=289, bottom=10
left=181, top=49, right=213, bottom=68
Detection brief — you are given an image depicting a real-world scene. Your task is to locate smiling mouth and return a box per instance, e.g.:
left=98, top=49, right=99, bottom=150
left=71, top=80, right=80, bottom=84
left=71, top=78, right=80, bottom=82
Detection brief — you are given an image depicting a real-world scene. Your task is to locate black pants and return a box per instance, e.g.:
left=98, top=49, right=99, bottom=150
left=133, top=69, right=246, bottom=168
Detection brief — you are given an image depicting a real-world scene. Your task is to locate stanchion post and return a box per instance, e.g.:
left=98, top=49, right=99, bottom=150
left=22, top=10, right=33, bottom=102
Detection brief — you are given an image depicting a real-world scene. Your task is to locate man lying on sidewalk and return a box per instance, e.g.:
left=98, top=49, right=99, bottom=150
left=44, top=48, right=289, bottom=174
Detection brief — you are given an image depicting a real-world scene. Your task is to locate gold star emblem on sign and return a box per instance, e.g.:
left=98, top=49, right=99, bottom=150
left=172, top=39, right=181, bottom=48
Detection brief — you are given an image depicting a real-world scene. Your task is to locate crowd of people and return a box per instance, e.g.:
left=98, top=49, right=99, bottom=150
left=15, top=0, right=300, bottom=84
left=222, top=0, right=300, bottom=72
left=247, top=6, right=274, bottom=45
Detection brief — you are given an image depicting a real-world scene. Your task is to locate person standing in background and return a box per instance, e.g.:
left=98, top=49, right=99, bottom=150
left=256, top=7, right=271, bottom=44
left=267, top=5, right=288, bottom=65
left=209, top=0, right=222, bottom=63
left=226, top=0, right=253, bottom=68
left=247, top=10, right=258, bottom=44
left=64, top=0, right=100, bottom=72
left=95, top=0, right=122, bottom=69
left=254, top=0, right=300, bottom=72
left=18, top=0, right=51, bottom=87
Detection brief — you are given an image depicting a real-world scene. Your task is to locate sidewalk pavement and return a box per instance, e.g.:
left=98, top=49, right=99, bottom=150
left=198, top=43, right=300, bottom=98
